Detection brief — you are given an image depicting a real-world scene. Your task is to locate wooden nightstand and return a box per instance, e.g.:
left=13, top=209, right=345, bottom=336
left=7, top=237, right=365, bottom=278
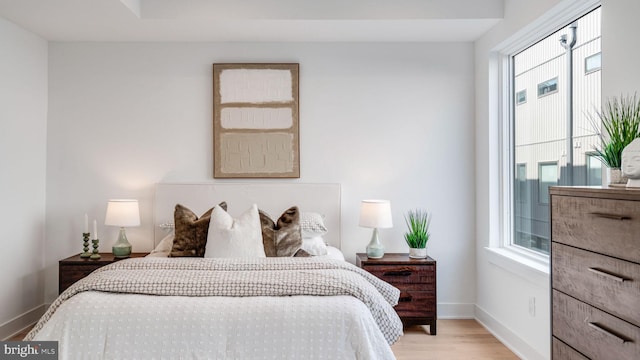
left=58, top=252, right=148, bottom=294
left=356, top=253, right=437, bottom=335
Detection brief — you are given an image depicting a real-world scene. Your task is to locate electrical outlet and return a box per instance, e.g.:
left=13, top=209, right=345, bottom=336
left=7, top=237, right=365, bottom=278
left=529, top=296, right=536, bottom=317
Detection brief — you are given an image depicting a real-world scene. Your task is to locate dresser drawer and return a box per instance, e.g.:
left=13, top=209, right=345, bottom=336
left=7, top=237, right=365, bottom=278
left=551, top=195, right=640, bottom=263
left=363, top=265, right=434, bottom=290
left=552, top=242, right=640, bottom=327
left=552, top=338, right=589, bottom=360
left=553, top=290, right=640, bottom=360
left=395, top=290, right=436, bottom=318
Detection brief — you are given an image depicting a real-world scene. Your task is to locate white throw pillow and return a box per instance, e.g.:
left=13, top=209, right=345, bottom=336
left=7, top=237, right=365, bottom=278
left=300, top=212, right=328, bottom=238
left=301, top=236, right=328, bottom=256
left=204, top=204, right=266, bottom=258
left=151, top=233, right=175, bottom=254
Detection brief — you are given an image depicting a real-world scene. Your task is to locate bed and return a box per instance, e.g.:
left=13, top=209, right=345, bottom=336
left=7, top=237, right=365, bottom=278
left=26, top=183, right=403, bottom=359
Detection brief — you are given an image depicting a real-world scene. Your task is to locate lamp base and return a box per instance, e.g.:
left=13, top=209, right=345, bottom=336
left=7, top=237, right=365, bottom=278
left=366, top=228, right=385, bottom=259
left=112, top=227, right=132, bottom=258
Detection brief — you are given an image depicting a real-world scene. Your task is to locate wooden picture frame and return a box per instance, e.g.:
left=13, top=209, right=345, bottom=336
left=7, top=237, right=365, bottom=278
left=213, top=63, right=300, bottom=178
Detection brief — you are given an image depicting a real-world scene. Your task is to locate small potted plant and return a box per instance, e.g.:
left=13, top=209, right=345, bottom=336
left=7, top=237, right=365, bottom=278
left=404, top=209, right=431, bottom=259
left=590, top=94, right=640, bottom=184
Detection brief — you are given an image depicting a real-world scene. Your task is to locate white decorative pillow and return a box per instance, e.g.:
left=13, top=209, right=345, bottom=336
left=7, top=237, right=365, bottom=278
left=204, top=204, right=266, bottom=258
left=300, top=212, right=328, bottom=238
left=301, top=236, right=328, bottom=256
left=151, top=233, right=174, bottom=254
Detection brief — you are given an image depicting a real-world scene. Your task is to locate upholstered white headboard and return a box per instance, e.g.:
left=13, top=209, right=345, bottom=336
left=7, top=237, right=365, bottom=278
left=154, top=183, right=341, bottom=249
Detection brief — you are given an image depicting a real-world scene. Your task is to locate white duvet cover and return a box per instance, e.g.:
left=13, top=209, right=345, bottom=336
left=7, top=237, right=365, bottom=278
left=34, top=292, right=395, bottom=359
left=30, top=257, right=401, bottom=360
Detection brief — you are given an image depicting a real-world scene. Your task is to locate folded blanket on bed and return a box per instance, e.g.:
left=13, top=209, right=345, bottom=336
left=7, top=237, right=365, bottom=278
left=26, top=257, right=402, bottom=344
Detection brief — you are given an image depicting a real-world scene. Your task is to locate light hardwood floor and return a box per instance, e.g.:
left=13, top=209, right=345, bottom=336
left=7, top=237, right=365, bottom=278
left=10, top=320, right=519, bottom=359
left=392, top=320, right=520, bottom=360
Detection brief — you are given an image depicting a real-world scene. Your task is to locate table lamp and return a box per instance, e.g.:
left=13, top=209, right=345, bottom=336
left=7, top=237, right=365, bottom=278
left=105, top=199, right=140, bottom=258
left=359, top=199, right=393, bottom=259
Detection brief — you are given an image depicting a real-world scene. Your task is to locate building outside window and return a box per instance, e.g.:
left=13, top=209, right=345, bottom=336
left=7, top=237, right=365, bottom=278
left=511, top=7, right=601, bottom=256
left=537, top=77, right=558, bottom=97
left=585, top=52, right=602, bottom=73
left=516, top=90, right=527, bottom=105
left=586, top=153, right=602, bottom=185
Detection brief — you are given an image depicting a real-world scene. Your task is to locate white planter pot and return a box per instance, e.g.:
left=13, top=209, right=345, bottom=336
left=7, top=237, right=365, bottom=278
left=409, top=247, right=427, bottom=259
left=608, top=168, right=628, bottom=185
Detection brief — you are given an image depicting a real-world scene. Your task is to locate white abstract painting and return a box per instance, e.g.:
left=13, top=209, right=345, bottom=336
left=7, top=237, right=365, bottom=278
left=213, top=64, right=299, bottom=178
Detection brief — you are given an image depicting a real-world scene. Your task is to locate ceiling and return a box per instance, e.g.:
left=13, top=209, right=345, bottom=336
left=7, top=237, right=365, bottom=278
left=0, top=0, right=504, bottom=42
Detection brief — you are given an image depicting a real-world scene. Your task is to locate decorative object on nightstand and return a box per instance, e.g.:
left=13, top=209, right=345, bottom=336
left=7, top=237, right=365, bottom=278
left=90, top=219, right=101, bottom=260
left=359, top=199, right=393, bottom=259
left=59, top=252, right=149, bottom=294
left=81, top=213, right=91, bottom=258
left=105, top=199, right=140, bottom=258
left=403, top=209, right=431, bottom=259
left=588, top=94, right=640, bottom=186
left=356, top=253, right=437, bottom=335
left=622, top=138, right=640, bottom=187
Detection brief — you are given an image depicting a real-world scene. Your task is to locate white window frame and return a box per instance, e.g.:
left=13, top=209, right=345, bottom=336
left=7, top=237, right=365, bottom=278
left=538, top=161, right=558, bottom=205
left=484, top=0, right=600, bottom=284
left=585, top=52, right=602, bottom=74
left=516, top=89, right=527, bottom=105
left=537, top=77, right=559, bottom=98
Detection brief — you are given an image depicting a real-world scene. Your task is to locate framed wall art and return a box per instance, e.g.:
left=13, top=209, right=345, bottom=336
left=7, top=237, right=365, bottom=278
left=213, top=63, right=300, bottom=178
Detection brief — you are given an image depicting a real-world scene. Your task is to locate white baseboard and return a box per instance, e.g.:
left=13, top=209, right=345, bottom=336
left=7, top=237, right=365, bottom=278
left=475, top=305, right=548, bottom=360
left=1, top=305, right=46, bottom=340
left=438, top=302, right=475, bottom=319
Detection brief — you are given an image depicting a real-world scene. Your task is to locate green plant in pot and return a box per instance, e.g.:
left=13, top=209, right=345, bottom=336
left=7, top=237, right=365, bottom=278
left=590, top=94, right=640, bottom=184
left=404, top=209, right=431, bottom=259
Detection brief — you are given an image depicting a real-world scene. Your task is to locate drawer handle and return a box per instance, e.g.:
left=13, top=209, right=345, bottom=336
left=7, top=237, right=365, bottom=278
left=590, top=212, right=632, bottom=221
left=383, top=268, right=413, bottom=276
left=588, top=322, right=627, bottom=344
left=588, top=267, right=627, bottom=282
left=399, top=295, right=413, bottom=303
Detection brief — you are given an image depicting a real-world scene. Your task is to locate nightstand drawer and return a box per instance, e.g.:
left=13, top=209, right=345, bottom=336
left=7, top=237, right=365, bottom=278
left=59, top=265, right=101, bottom=293
left=356, top=253, right=437, bottom=334
left=552, top=242, right=640, bottom=327
left=553, top=290, right=640, bottom=360
left=395, top=290, right=436, bottom=317
left=363, top=265, right=435, bottom=288
left=59, top=252, right=149, bottom=294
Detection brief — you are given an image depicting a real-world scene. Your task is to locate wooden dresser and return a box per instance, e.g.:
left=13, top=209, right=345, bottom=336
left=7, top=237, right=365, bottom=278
left=550, top=186, right=640, bottom=360
left=59, top=252, right=148, bottom=294
left=356, top=253, right=437, bottom=335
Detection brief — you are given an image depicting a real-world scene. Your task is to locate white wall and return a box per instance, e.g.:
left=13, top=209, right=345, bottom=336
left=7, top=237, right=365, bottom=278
left=474, top=1, right=567, bottom=360
left=45, top=42, right=477, bottom=317
left=0, top=17, right=48, bottom=338
left=601, top=0, right=640, bottom=98
left=475, top=0, right=640, bottom=359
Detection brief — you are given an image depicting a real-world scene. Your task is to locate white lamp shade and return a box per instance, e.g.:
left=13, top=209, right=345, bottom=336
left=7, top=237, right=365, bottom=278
left=358, top=199, right=393, bottom=229
left=105, top=199, right=141, bottom=227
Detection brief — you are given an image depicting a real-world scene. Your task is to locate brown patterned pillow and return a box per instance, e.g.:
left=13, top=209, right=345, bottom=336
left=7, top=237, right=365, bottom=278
left=259, top=206, right=307, bottom=257
left=170, top=202, right=227, bottom=257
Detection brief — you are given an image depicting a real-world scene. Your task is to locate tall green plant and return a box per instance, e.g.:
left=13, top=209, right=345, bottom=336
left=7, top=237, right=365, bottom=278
left=590, top=94, right=640, bottom=168
left=403, top=209, right=431, bottom=249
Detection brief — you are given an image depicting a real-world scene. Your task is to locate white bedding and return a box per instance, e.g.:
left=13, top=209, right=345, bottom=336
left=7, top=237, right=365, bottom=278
left=33, top=292, right=395, bottom=359
left=30, top=257, right=400, bottom=360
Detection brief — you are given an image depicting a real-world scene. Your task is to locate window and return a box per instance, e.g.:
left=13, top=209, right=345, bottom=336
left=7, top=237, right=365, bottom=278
left=537, top=77, right=558, bottom=97
left=508, top=7, right=601, bottom=256
left=585, top=52, right=601, bottom=74
left=538, top=162, right=558, bottom=204
left=516, top=164, right=528, bottom=202
left=586, top=153, right=602, bottom=185
left=516, top=90, right=527, bottom=105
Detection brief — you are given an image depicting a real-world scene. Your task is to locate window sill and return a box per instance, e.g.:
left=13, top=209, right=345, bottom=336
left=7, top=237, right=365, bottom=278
left=484, top=247, right=550, bottom=288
